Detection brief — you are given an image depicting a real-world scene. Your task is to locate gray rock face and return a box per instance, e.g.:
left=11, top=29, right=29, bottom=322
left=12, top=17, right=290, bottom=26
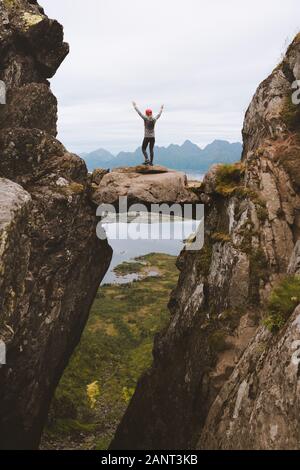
left=0, top=178, right=32, bottom=343
left=0, top=1, right=112, bottom=449
left=111, top=34, right=300, bottom=450
left=199, top=305, right=300, bottom=450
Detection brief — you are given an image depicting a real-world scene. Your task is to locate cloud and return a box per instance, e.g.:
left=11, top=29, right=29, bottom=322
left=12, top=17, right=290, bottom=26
left=42, top=0, right=300, bottom=153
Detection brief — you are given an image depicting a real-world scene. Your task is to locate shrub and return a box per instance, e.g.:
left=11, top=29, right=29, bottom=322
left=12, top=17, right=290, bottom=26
left=263, top=275, right=300, bottom=332
left=263, top=313, right=286, bottom=333
left=215, top=163, right=245, bottom=197
left=113, top=261, right=145, bottom=276
left=86, top=381, right=100, bottom=409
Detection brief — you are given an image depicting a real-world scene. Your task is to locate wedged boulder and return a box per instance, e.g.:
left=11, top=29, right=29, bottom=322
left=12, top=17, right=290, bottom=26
left=91, top=165, right=198, bottom=207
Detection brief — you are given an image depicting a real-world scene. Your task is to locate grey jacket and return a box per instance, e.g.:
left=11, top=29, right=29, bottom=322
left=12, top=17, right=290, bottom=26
left=133, top=104, right=163, bottom=138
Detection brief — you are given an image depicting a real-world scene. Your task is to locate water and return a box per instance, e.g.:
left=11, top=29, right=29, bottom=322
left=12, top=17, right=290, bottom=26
left=102, top=218, right=200, bottom=284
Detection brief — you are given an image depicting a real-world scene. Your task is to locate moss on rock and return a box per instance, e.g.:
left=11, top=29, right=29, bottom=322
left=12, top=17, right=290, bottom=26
left=215, top=163, right=245, bottom=197
left=263, top=275, right=300, bottom=333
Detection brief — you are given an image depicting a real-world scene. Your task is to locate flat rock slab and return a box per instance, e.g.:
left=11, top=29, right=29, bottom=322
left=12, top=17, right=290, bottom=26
left=113, top=165, right=169, bottom=175
left=91, top=166, right=198, bottom=206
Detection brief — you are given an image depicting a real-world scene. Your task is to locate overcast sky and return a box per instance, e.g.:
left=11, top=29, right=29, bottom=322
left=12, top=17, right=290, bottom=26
left=42, top=0, right=300, bottom=154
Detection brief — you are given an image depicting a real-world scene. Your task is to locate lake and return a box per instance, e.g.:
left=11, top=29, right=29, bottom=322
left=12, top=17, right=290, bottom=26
left=102, top=218, right=200, bottom=284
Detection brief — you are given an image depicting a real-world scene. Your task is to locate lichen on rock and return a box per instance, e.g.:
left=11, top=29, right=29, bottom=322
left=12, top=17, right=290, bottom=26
left=22, top=11, right=43, bottom=30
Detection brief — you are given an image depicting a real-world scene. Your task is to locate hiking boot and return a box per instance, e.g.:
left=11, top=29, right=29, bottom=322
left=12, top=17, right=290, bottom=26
left=143, top=160, right=150, bottom=166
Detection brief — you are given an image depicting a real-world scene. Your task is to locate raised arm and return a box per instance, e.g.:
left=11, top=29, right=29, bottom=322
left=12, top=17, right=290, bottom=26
left=132, top=101, right=146, bottom=119
left=155, top=104, right=164, bottom=121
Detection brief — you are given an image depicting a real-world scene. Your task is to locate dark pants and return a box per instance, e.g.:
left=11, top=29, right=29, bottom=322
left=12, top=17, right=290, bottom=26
left=142, top=137, right=155, bottom=163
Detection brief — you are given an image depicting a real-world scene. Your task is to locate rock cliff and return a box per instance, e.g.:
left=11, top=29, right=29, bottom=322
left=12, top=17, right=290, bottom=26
left=0, top=0, right=112, bottom=449
left=111, top=34, right=300, bottom=450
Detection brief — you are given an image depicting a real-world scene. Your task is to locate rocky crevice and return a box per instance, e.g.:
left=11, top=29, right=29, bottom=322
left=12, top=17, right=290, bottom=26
left=111, top=34, right=300, bottom=450
left=2, top=0, right=300, bottom=451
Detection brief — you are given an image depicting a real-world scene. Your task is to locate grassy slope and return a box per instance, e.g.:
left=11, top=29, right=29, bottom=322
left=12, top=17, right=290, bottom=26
left=42, top=253, right=179, bottom=450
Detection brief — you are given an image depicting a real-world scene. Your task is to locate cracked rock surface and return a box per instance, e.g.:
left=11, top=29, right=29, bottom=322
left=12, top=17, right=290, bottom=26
left=0, top=0, right=112, bottom=449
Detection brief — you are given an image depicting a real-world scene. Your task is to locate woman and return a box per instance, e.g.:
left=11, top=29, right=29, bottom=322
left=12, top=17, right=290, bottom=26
left=132, top=101, right=164, bottom=166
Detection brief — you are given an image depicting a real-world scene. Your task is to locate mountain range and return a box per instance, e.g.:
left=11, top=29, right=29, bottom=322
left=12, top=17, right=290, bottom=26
left=80, top=139, right=243, bottom=172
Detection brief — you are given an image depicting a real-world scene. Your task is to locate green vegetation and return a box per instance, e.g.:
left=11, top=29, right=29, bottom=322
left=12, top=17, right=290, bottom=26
left=263, top=275, right=300, bottom=333
left=215, top=163, right=245, bottom=197
left=214, top=163, right=269, bottom=224
left=42, top=253, right=179, bottom=450
left=113, top=261, right=145, bottom=276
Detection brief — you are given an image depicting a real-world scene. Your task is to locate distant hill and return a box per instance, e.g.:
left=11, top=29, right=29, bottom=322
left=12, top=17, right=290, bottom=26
left=82, top=148, right=115, bottom=169
left=81, top=140, right=243, bottom=172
